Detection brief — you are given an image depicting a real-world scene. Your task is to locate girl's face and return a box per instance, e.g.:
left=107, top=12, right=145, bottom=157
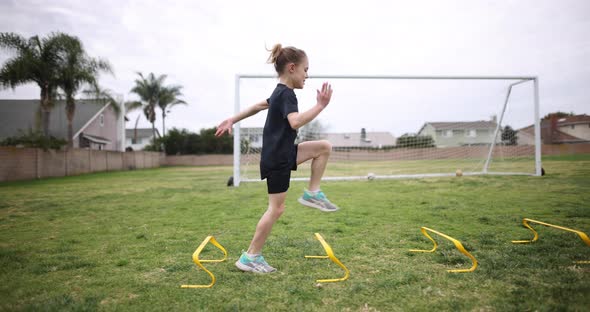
left=288, top=57, right=309, bottom=89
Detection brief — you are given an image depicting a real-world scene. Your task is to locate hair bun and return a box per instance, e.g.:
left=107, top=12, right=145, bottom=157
left=267, top=43, right=283, bottom=64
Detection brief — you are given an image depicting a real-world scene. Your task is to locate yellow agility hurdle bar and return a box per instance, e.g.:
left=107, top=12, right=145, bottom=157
left=409, top=227, right=478, bottom=273
left=180, top=235, right=228, bottom=288
left=512, top=218, right=590, bottom=264
left=305, top=233, right=350, bottom=283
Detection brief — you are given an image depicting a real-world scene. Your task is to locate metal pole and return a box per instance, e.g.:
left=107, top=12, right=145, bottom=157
left=483, top=84, right=513, bottom=173
left=233, top=75, right=241, bottom=186
left=533, top=77, right=542, bottom=176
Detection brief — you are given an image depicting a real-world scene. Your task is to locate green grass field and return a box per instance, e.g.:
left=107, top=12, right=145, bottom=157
left=1, top=155, right=589, bottom=311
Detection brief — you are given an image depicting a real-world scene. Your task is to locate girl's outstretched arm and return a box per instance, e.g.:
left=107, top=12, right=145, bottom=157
left=287, top=82, right=333, bottom=130
left=215, top=100, right=269, bottom=137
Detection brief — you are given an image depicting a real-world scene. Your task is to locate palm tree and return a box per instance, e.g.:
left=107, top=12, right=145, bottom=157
left=157, top=85, right=186, bottom=137
left=0, top=32, right=71, bottom=137
left=56, top=35, right=113, bottom=147
left=123, top=101, right=142, bottom=146
left=128, top=72, right=166, bottom=140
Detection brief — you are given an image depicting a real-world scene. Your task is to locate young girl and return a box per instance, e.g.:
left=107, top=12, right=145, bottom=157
left=215, top=44, right=340, bottom=273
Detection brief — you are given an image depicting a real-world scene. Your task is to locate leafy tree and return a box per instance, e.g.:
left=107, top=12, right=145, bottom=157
left=199, top=128, right=233, bottom=154
left=396, top=134, right=435, bottom=148
left=501, top=125, right=517, bottom=145
left=146, top=127, right=233, bottom=155
left=0, top=32, right=71, bottom=137
left=161, top=128, right=192, bottom=154
left=55, top=35, right=113, bottom=147
left=144, top=128, right=178, bottom=153
left=543, top=111, right=574, bottom=119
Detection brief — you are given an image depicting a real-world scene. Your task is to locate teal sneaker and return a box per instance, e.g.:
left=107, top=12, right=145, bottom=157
left=235, top=252, right=277, bottom=273
left=298, top=189, right=340, bottom=212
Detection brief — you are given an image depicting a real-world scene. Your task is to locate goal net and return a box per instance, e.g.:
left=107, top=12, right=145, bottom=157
left=233, top=75, right=541, bottom=186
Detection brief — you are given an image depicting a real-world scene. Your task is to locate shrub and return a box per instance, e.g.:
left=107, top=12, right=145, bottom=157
left=0, top=130, right=67, bottom=150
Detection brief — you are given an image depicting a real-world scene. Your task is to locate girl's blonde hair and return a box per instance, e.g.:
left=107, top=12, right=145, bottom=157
left=266, top=43, right=306, bottom=75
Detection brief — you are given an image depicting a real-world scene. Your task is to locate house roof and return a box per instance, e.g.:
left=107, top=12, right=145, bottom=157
left=241, top=127, right=264, bottom=135
left=324, top=132, right=396, bottom=147
left=517, top=123, right=541, bottom=135
left=555, top=114, right=590, bottom=125
left=236, top=128, right=397, bottom=147
left=518, top=119, right=587, bottom=143
left=0, top=99, right=110, bottom=139
left=422, top=121, right=498, bottom=131
left=125, top=128, right=160, bottom=139
left=551, top=130, right=585, bottom=143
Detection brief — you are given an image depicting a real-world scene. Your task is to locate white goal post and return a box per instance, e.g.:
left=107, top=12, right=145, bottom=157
left=233, top=74, right=541, bottom=186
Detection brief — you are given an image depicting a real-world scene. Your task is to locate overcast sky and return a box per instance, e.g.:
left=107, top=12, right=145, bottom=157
left=1, top=0, right=589, bottom=136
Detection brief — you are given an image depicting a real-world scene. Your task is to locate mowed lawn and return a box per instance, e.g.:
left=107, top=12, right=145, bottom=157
left=0, top=155, right=589, bottom=311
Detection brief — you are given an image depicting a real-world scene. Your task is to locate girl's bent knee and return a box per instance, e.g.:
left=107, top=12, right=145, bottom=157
left=321, top=140, right=332, bottom=154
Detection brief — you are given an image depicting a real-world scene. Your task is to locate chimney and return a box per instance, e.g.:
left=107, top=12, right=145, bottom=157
left=550, top=115, right=558, bottom=144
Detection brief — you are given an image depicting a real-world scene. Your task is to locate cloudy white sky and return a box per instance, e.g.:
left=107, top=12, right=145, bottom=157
left=1, top=0, right=589, bottom=136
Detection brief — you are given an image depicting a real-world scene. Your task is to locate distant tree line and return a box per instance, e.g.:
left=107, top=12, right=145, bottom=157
left=145, top=127, right=233, bottom=155
left=543, top=111, right=574, bottom=119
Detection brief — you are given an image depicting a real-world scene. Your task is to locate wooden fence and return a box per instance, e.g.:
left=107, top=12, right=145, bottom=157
left=0, top=147, right=164, bottom=182
left=1, top=143, right=588, bottom=182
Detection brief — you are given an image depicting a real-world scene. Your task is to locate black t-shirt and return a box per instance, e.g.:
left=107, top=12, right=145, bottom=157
left=260, top=83, right=299, bottom=179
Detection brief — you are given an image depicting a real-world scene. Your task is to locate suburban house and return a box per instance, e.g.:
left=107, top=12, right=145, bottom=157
left=417, top=118, right=500, bottom=147
left=240, top=127, right=264, bottom=149
left=517, top=114, right=590, bottom=145
left=239, top=127, right=396, bottom=150
left=0, top=99, right=124, bottom=151
left=125, top=128, right=161, bottom=151
left=323, top=131, right=397, bottom=149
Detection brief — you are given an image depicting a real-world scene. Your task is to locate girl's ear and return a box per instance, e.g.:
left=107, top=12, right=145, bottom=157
left=288, top=63, right=295, bottom=73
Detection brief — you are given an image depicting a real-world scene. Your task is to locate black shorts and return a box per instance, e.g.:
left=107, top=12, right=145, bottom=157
left=266, top=169, right=292, bottom=194
left=264, top=144, right=298, bottom=194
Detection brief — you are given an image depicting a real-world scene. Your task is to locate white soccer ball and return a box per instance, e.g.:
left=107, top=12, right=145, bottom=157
left=367, top=173, right=376, bottom=180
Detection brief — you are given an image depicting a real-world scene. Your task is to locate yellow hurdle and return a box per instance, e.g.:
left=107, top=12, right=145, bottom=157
left=512, top=218, right=590, bottom=264
left=180, top=235, right=228, bottom=288
left=305, top=233, right=350, bottom=283
left=410, top=227, right=478, bottom=273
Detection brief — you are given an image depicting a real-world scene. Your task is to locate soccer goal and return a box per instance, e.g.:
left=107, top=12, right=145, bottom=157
left=232, top=75, right=541, bottom=186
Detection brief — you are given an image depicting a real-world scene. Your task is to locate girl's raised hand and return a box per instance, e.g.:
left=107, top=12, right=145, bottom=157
left=215, top=118, right=233, bottom=137
left=316, top=82, right=333, bottom=108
